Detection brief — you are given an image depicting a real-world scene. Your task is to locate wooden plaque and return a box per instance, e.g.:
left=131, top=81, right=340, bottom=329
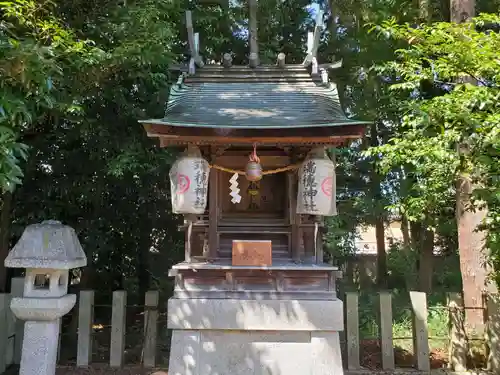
left=232, top=240, right=272, bottom=266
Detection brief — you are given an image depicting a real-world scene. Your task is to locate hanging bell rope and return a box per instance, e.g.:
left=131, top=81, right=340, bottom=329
left=209, top=144, right=301, bottom=176
left=249, top=143, right=261, bottom=164
left=208, top=163, right=301, bottom=176
left=245, top=143, right=263, bottom=181
left=207, top=143, right=303, bottom=176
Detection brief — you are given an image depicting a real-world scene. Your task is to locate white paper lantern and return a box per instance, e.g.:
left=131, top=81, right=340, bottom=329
left=297, top=148, right=337, bottom=216
left=169, top=147, right=210, bottom=214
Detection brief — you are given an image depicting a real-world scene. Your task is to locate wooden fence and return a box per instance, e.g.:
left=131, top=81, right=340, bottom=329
left=2, top=277, right=500, bottom=373
left=0, top=278, right=24, bottom=374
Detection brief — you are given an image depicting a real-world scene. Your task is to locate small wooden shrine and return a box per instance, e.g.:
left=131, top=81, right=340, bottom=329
left=140, top=4, right=368, bottom=375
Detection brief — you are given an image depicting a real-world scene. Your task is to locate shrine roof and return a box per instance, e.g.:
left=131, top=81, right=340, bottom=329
left=139, top=64, right=370, bottom=130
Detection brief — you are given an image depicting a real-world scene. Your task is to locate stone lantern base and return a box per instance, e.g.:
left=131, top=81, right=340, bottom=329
left=167, top=298, right=344, bottom=375
left=11, top=295, right=77, bottom=375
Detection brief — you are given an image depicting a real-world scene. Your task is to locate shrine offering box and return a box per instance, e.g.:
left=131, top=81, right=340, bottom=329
left=232, top=240, right=272, bottom=266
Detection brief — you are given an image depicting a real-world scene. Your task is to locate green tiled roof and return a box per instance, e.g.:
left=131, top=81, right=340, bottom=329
left=139, top=65, right=369, bottom=129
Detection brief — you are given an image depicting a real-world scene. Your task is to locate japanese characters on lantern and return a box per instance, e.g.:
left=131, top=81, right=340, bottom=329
left=297, top=148, right=337, bottom=216
left=169, top=147, right=210, bottom=214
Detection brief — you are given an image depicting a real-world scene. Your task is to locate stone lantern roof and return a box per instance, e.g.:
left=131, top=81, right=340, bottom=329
left=5, top=220, right=87, bottom=269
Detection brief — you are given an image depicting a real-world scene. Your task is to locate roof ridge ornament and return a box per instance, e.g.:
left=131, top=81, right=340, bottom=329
left=276, top=53, right=286, bottom=68
left=176, top=74, right=185, bottom=87
left=248, top=0, right=259, bottom=68
left=186, top=11, right=204, bottom=74
left=319, top=60, right=343, bottom=85
left=223, top=53, right=232, bottom=68
left=320, top=68, right=329, bottom=85
left=303, top=10, right=324, bottom=74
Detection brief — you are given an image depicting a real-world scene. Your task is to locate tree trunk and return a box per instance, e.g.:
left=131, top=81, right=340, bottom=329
left=137, top=231, right=151, bottom=301
left=375, top=218, right=387, bottom=288
left=370, top=122, right=388, bottom=288
left=411, top=220, right=423, bottom=262
left=419, top=0, right=432, bottom=22
left=411, top=220, right=434, bottom=292
left=450, top=0, right=474, bottom=22
left=456, top=175, right=488, bottom=332
left=418, top=228, right=434, bottom=293
left=450, top=0, right=489, bottom=333
left=401, top=214, right=411, bottom=248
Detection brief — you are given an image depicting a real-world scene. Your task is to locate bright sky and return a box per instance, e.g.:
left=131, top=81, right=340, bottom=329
left=307, top=2, right=320, bottom=18
left=232, top=1, right=321, bottom=38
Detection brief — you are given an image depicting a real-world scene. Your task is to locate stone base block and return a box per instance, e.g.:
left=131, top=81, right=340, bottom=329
left=167, top=298, right=344, bottom=375
left=169, top=330, right=343, bottom=375
left=167, top=298, right=344, bottom=331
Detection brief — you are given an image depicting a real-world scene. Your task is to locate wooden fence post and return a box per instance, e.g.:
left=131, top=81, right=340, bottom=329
left=77, top=290, right=94, bottom=367
left=11, top=277, right=24, bottom=365
left=487, top=293, right=500, bottom=373
left=143, top=291, right=159, bottom=368
left=346, top=292, right=360, bottom=370
left=110, top=290, right=127, bottom=368
left=56, top=318, right=62, bottom=363
left=0, top=294, right=9, bottom=373
left=448, top=292, right=467, bottom=371
left=5, top=289, right=15, bottom=367
left=379, top=291, right=395, bottom=370
left=410, top=291, right=430, bottom=371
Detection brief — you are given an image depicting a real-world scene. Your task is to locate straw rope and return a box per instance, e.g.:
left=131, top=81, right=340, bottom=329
left=209, top=163, right=301, bottom=176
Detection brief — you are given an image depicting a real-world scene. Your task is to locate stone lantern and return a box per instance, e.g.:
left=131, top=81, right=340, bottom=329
left=5, top=220, right=87, bottom=375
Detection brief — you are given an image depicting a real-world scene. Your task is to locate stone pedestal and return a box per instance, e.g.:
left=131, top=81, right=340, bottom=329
left=167, top=298, right=344, bottom=375
left=11, top=295, right=76, bottom=375
left=21, top=321, right=60, bottom=375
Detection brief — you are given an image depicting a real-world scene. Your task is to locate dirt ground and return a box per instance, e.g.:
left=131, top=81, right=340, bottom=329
left=54, top=340, right=450, bottom=375
left=359, top=339, right=448, bottom=370
left=3, top=339, right=458, bottom=375
left=55, top=367, right=167, bottom=375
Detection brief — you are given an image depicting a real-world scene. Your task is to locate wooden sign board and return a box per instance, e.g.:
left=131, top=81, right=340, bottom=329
left=232, top=240, right=272, bottom=266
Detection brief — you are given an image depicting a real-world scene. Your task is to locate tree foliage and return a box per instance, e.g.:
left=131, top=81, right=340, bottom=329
left=0, top=0, right=104, bottom=191
left=367, top=15, right=500, bottom=283
left=1, top=0, right=499, bottom=304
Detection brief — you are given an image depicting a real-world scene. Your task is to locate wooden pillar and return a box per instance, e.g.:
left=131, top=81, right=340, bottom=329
left=379, top=292, right=395, bottom=370
left=487, top=294, right=500, bottom=373
left=184, top=215, right=194, bottom=263
left=346, top=292, right=360, bottom=369
left=110, top=291, right=126, bottom=368
left=143, top=291, right=159, bottom=367
left=0, top=293, right=8, bottom=373
left=288, top=172, right=300, bottom=262
left=315, top=216, right=324, bottom=264
left=77, top=290, right=94, bottom=367
left=208, top=167, right=219, bottom=261
left=448, top=292, right=467, bottom=371
left=410, top=291, right=430, bottom=371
